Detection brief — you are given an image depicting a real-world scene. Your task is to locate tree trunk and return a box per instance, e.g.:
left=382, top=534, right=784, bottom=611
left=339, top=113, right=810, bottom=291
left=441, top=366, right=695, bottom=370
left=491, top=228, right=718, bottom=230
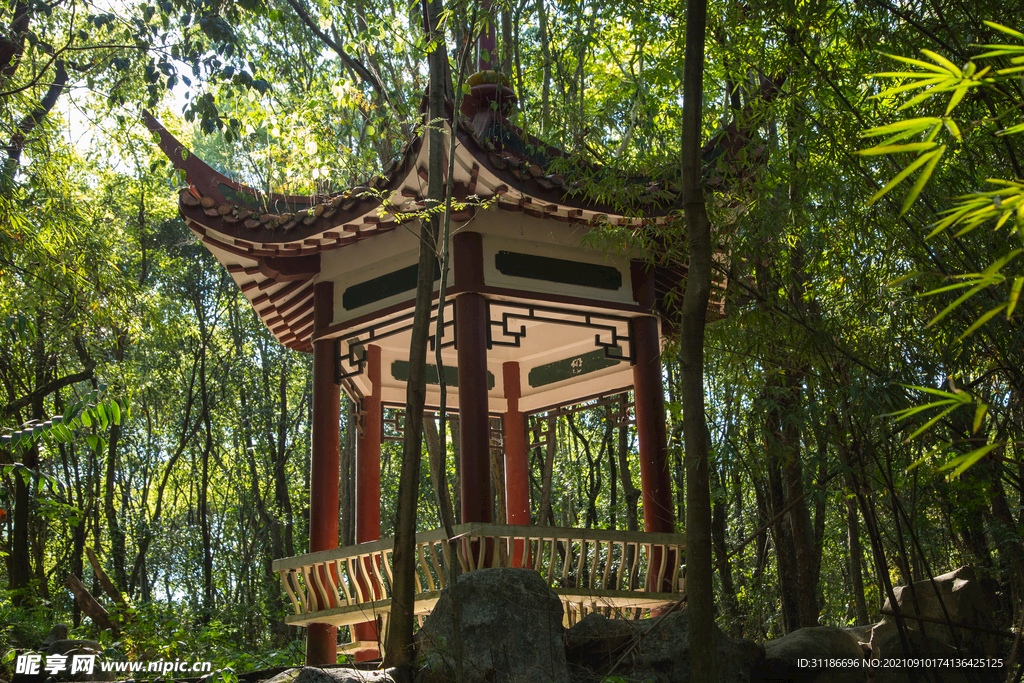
left=712, top=482, right=740, bottom=635
left=103, top=422, right=128, bottom=591
left=536, top=0, right=552, bottom=134
left=340, top=400, right=357, bottom=547
left=679, top=0, right=715, bottom=677
left=423, top=417, right=456, bottom=531
left=617, top=421, right=639, bottom=533
left=383, top=0, right=446, bottom=670
left=538, top=416, right=558, bottom=526
left=847, top=495, right=870, bottom=625
left=767, top=457, right=801, bottom=633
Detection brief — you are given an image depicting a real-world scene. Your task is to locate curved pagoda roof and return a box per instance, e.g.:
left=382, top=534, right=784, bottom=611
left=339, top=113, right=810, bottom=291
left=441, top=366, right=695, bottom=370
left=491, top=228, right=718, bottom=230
left=144, top=106, right=723, bottom=354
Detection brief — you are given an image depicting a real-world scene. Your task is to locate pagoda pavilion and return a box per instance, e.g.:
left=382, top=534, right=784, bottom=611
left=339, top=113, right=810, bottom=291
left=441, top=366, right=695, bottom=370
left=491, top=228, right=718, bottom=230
left=146, top=27, right=729, bottom=666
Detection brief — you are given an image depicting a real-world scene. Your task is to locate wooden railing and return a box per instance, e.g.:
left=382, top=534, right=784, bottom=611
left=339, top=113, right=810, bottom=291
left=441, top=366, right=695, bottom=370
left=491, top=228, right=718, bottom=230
left=272, top=523, right=686, bottom=628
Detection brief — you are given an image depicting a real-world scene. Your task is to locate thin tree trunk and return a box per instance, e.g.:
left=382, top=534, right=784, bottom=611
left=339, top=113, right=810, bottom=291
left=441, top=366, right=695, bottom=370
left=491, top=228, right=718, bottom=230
left=679, top=0, right=715, bottom=676
left=423, top=417, right=456, bottom=530
left=197, top=302, right=215, bottom=618
left=383, top=0, right=447, bottom=669
left=606, top=411, right=617, bottom=529
left=617, top=422, right=639, bottom=533
left=538, top=416, right=557, bottom=526
left=536, top=0, right=552, bottom=134
left=767, top=456, right=801, bottom=632
left=847, top=495, right=870, bottom=625
left=340, top=400, right=357, bottom=547
left=712, top=475, right=739, bottom=635
left=103, top=422, right=128, bottom=591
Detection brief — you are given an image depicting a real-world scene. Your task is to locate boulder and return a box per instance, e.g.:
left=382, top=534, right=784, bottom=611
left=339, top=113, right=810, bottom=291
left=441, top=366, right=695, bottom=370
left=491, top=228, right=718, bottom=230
left=868, top=566, right=1005, bottom=683
left=564, top=610, right=763, bottom=683
left=263, top=668, right=396, bottom=683
left=42, top=626, right=110, bottom=682
left=868, top=629, right=1001, bottom=683
left=414, top=568, right=569, bottom=683
left=752, top=626, right=867, bottom=683
left=870, top=566, right=999, bottom=659
left=630, top=610, right=764, bottom=683
left=842, top=625, right=873, bottom=645
left=564, top=614, right=640, bottom=677
left=42, top=625, right=70, bottom=647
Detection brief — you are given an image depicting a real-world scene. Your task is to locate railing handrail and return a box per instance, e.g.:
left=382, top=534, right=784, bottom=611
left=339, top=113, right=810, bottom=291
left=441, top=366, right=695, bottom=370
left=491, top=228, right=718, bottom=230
left=271, top=523, right=685, bottom=571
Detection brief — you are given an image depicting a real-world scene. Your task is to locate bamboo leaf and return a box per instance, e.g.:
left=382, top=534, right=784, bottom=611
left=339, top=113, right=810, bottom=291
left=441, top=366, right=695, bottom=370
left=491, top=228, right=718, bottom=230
left=920, top=49, right=962, bottom=76
left=861, top=118, right=942, bottom=137
left=972, top=403, right=988, bottom=434
left=957, top=304, right=1007, bottom=339
left=879, top=53, right=953, bottom=73
left=899, top=86, right=955, bottom=111
left=944, top=118, right=962, bottom=140
left=869, top=150, right=939, bottom=204
left=901, top=145, right=945, bottom=215
left=906, top=405, right=958, bottom=441
left=982, top=20, right=1024, bottom=40
left=1008, top=276, right=1024, bottom=318
left=901, top=384, right=965, bottom=400
left=886, top=399, right=958, bottom=420
left=857, top=142, right=937, bottom=156
left=944, top=84, right=970, bottom=115
left=889, top=271, right=922, bottom=286
left=873, top=76, right=948, bottom=99
left=926, top=281, right=986, bottom=327
left=939, top=442, right=1000, bottom=478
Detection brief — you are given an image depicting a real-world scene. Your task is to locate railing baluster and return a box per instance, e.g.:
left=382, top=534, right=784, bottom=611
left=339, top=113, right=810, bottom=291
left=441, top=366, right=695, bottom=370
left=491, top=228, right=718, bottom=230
left=656, top=543, right=669, bottom=592
left=354, top=556, right=372, bottom=604
left=280, top=570, right=301, bottom=614
left=629, top=543, right=640, bottom=591
left=616, top=542, right=625, bottom=590
left=547, top=538, right=557, bottom=584
left=372, top=551, right=388, bottom=597
left=575, top=539, right=587, bottom=588
left=324, top=559, right=343, bottom=608
left=439, top=538, right=452, bottom=578
left=601, top=540, right=613, bottom=590
left=336, top=560, right=353, bottom=605
left=476, top=536, right=487, bottom=570
left=312, top=562, right=332, bottom=609
left=300, top=565, right=314, bottom=612
left=345, top=558, right=361, bottom=604
left=561, top=538, right=572, bottom=585
left=418, top=543, right=435, bottom=592
left=457, top=538, right=470, bottom=574
left=429, top=541, right=446, bottom=589
left=589, top=539, right=600, bottom=590
left=489, top=535, right=500, bottom=568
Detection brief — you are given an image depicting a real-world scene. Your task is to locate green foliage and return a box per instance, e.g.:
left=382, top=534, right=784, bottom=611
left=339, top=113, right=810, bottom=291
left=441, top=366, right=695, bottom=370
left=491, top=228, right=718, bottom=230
left=859, top=22, right=1024, bottom=476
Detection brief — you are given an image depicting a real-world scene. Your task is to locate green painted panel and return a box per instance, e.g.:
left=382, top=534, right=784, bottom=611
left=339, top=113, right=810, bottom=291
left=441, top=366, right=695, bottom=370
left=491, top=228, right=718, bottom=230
left=391, top=361, right=495, bottom=390
left=495, top=251, right=622, bottom=291
left=528, top=347, right=622, bottom=388
left=343, top=263, right=441, bottom=311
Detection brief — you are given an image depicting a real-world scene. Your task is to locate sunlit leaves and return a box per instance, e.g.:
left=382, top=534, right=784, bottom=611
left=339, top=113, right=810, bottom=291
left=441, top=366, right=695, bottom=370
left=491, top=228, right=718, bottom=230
left=864, top=24, right=1024, bottom=476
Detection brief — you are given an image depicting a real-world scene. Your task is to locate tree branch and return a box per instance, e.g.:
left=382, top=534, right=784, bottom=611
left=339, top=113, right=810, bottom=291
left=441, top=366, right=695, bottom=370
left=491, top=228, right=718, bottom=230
left=2, top=59, right=69, bottom=180
left=280, top=0, right=394, bottom=115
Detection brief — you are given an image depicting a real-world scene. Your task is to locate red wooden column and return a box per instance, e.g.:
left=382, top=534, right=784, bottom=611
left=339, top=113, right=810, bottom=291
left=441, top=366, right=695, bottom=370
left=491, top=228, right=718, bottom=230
left=352, top=344, right=382, bottom=660
left=454, top=232, right=493, bottom=540
left=307, top=283, right=340, bottom=666
left=503, top=361, right=530, bottom=566
left=630, top=262, right=676, bottom=592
